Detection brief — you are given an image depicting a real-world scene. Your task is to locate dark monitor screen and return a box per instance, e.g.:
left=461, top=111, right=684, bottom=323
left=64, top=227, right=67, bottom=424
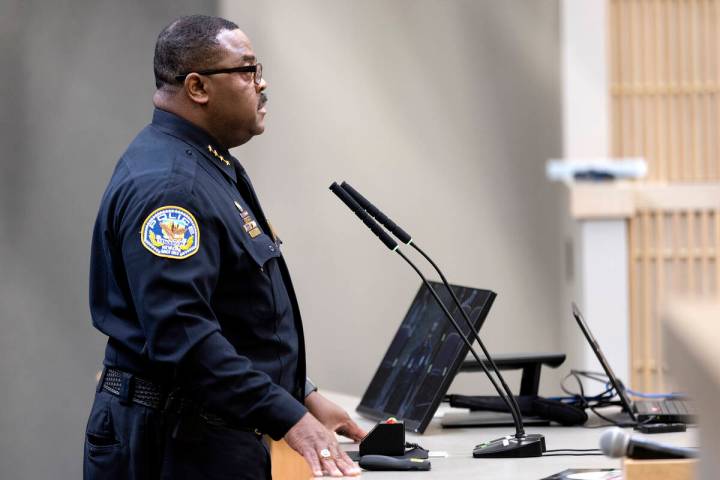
left=357, top=281, right=496, bottom=433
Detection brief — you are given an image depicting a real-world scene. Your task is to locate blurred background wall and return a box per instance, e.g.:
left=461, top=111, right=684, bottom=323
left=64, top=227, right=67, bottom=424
left=0, top=1, right=217, bottom=478
left=0, top=1, right=562, bottom=478
left=222, top=0, right=564, bottom=397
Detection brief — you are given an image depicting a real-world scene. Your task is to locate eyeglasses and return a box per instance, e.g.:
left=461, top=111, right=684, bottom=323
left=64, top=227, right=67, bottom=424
left=175, top=63, right=263, bottom=85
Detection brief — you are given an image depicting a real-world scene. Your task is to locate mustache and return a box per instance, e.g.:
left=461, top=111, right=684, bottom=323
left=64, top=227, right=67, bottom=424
left=258, top=93, right=268, bottom=108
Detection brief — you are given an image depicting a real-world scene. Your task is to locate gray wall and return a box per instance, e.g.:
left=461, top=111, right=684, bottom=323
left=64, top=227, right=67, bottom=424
left=223, top=0, right=565, bottom=397
left=1, top=1, right=562, bottom=478
left=0, top=1, right=216, bottom=478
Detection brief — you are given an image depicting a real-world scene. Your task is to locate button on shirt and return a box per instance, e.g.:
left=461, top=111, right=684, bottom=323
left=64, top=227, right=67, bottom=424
left=89, top=108, right=307, bottom=439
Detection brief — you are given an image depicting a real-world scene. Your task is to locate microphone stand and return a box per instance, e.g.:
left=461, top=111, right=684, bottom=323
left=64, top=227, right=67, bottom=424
left=341, top=182, right=527, bottom=434
left=330, top=182, right=545, bottom=458
left=407, top=242, right=545, bottom=457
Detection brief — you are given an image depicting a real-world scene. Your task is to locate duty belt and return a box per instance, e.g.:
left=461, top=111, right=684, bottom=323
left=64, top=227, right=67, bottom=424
left=100, top=367, right=166, bottom=409
left=99, top=368, right=262, bottom=436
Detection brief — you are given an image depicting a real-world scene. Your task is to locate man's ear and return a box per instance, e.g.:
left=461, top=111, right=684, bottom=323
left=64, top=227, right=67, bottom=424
left=184, top=73, right=210, bottom=105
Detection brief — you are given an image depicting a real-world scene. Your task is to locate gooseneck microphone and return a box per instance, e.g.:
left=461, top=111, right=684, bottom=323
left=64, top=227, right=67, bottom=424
left=341, top=181, right=526, bottom=441
left=339, top=182, right=543, bottom=458
left=338, top=182, right=413, bottom=244
left=329, top=184, right=398, bottom=251
left=329, top=182, right=545, bottom=458
left=330, top=185, right=498, bottom=396
left=600, top=428, right=696, bottom=459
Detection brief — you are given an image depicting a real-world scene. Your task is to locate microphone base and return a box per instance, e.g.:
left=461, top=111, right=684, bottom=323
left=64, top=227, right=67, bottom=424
left=473, top=433, right=546, bottom=458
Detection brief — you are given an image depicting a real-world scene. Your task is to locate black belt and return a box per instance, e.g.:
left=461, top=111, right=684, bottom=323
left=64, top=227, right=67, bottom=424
left=99, top=368, right=261, bottom=436
left=100, top=367, right=167, bottom=409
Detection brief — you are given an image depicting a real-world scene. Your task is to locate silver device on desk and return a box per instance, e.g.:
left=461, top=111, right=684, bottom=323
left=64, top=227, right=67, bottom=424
left=572, top=303, right=695, bottom=424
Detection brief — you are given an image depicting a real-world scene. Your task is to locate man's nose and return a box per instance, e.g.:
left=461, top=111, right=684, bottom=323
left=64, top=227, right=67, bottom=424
left=257, top=77, right=267, bottom=91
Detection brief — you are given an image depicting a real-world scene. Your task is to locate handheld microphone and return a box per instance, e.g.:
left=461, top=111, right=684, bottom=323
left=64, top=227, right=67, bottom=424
left=329, top=182, right=545, bottom=458
left=600, top=427, right=696, bottom=459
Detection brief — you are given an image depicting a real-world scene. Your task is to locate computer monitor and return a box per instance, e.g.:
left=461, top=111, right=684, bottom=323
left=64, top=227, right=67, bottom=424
left=357, top=281, right=496, bottom=433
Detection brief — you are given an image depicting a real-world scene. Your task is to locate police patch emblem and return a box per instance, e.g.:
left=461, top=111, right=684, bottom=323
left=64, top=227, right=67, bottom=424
left=140, top=206, right=200, bottom=259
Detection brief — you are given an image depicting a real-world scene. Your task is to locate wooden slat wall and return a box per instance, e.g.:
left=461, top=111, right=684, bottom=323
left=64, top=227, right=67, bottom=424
left=629, top=208, right=719, bottom=390
left=610, top=0, right=720, bottom=391
left=611, top=0, right=720, bottom=182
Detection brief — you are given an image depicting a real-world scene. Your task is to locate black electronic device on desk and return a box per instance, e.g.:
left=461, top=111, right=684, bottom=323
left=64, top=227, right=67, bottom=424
left=442, top=353, right=570, bottom=428
left=330, top=181, right=546, bottom=458
left=348, top=418, right=432, bottom=472
left=356, top=281, right=495, bottom=434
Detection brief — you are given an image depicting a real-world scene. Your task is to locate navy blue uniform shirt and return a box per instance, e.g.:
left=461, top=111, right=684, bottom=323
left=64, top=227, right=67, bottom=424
left=89, top=108, right=307, bottom=439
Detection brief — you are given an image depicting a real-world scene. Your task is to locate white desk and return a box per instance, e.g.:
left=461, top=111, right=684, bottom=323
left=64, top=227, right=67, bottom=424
left=327, top=392, right=696, bottom=479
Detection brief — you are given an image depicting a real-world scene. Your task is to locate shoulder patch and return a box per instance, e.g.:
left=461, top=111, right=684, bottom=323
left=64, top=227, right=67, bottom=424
left=140, top=206, right=200, bottom=259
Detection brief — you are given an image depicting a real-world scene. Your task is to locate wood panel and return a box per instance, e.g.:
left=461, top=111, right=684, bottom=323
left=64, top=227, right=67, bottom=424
left=610, top=0, right=720, bottom=391
left=610, top=0, right=720, bottom=182
left=628, top=208, right=720, bottom=390
left=269, top=439, right=312, bottom=480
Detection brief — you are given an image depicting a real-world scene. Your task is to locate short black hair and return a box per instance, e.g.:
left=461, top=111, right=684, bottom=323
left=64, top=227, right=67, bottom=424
left=153, top=15, right=239, bottom=89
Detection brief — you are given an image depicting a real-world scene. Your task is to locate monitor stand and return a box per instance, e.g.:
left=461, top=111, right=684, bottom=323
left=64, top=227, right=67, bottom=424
left=441, top=411, right=550, bottom=428
left=441, top=352, right=565, bottom=428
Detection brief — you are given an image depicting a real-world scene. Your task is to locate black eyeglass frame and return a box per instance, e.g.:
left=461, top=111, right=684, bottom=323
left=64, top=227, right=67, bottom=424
left=175, top=63, right=263, bottom=85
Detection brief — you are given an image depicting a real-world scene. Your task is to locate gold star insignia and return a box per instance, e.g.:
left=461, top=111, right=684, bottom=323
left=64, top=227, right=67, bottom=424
left=208, top=145, right=230, bottom=166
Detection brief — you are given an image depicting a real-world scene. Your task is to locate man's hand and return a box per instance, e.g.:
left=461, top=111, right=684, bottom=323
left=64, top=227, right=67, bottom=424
left=305, top=391, right=367, bottom=442
left=284, top=413, right=361, bottom=477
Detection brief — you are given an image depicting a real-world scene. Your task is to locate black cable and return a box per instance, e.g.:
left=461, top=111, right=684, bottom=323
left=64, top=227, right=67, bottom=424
left=572, top=371, right=588, bottom=407
left=560, top=371, right=615, bottom=405
left=558, top=370, right=645, bottom=428
left=594, top=400, right=623, bottom=407
left=577, top=370, right=612, bottom=383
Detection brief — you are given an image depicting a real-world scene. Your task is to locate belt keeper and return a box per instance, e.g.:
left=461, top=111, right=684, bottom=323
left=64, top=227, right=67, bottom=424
left=118, top=372, right=135, bottom=405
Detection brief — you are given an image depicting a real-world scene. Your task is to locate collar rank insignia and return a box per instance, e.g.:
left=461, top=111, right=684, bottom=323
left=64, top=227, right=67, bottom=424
left=208, top=144, right=230, bottom=166
left=141, top=206, right=200, bottom=259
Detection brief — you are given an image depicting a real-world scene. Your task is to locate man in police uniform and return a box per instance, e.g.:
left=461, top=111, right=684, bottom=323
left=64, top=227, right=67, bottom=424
left=84, top=15, right=364, bottom=479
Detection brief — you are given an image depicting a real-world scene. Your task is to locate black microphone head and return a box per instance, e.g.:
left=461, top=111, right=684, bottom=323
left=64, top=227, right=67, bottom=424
left=329, top=181, right=342, bottom=194
left=341, top=181, right=413, bottom=244
left=329, top=182, right=399, bottom=251
left=599, top=428, right=629, bottom=458
left=330, top=182, right=360, bottom=212
left=340, top=181, right=372, bottom=209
